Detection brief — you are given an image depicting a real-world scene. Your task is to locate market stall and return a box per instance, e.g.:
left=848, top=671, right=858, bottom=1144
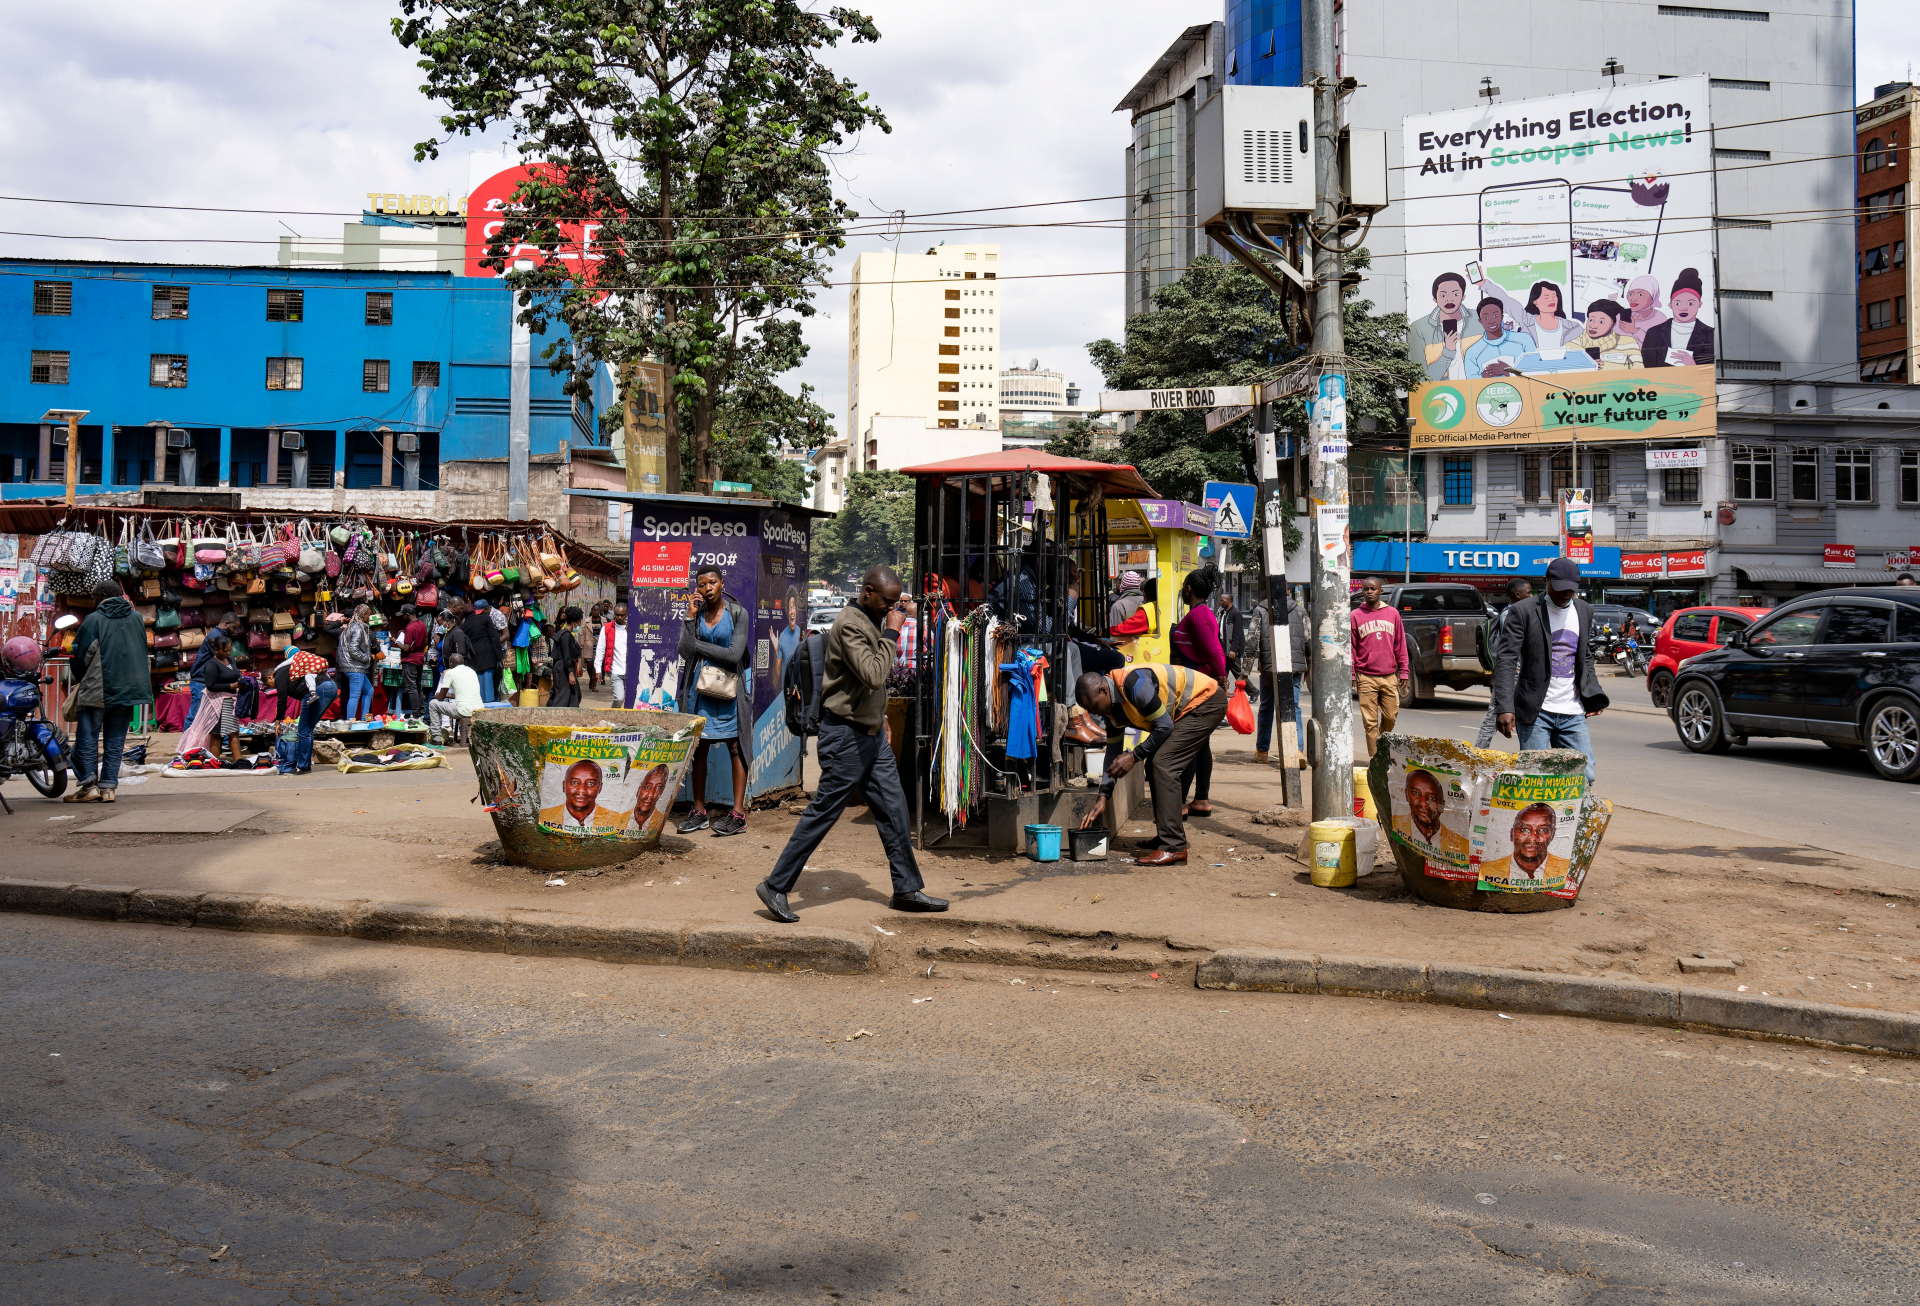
left=898, top=452, right=1158, bottom=850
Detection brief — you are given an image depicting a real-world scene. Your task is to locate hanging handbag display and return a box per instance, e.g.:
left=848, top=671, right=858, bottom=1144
left=153, top=630, right=181, bottom=650
left=415, top=581, right=438, bottom=610
left=132, top=519, right=167, bottom=574
left=153, top=648, right=179, bottom=670
left=272, top=610, right=296, bottom=632
left=154, top=606, right=182, bottom=631
left=179, top=608, right=205, bottom=630
left=135, top=604, right=157, bottom=627
left=139, top=577, right=162, bottom=600
left=178, top=627, right=206, bottom=652
left=298, top=520, right=326, bottom=575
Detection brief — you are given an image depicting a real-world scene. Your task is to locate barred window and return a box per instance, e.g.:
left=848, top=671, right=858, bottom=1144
left=33, top=280, right=71, bottom=315
left=151, top=285, right=188, bottom=319
left=150, top=354, right=188, bottom=388
left=1662, top=468, right=1700, bottom=502
left=265, top=357, right=303, bottom=391
left=266, top=288, right=304, bottom=322
left=365, top=291, right=393, bottom=326
left=411, top=360, right=440, bottom=388
left=362, top=359, right=390, bottom=393
left=30, top=350, right=69, bottom=385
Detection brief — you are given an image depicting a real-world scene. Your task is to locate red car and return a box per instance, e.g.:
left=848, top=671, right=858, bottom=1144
left=1646, top=606, right=1771, bottom=708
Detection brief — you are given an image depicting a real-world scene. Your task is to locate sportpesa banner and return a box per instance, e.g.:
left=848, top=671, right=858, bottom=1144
left=1401, top=77, right=1718, bottom=448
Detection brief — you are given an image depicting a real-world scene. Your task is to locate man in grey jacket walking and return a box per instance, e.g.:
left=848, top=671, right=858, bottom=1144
left=756, top=565, right=947, bottom=923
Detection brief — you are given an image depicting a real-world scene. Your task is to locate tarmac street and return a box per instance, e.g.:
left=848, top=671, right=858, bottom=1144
left=2, top=914, right=1915, bottom=1303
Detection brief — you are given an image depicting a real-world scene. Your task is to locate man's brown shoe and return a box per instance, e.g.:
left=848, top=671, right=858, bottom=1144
left=1254, top=751, right=1270, bottom=763
left=1133, top=848, right=1187, bottom=866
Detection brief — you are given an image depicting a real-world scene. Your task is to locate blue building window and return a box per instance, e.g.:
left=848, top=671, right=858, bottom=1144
left=1226, top=0, right=1304, bottom=88
left=1443, top=457, right=1475, bottom=505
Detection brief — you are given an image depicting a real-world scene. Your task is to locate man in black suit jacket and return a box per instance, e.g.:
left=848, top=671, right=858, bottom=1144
left=1492, top=558, right=1609, bottom=782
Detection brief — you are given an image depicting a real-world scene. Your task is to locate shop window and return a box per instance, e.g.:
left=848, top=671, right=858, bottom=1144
left=362, top=359, right=390, bottom=393
left=151, top=285, right=189, bottom=319
left=1902, top=451, right=1920, bottom=504
left=365, top=291, right=393, bottom=325
left=265, top=357, right=303, bottom=391
left=1589, top=451, right=1612, bottom=501
left=33, top=280, right=71, bottom=316
left=411, top=360, right=440, bottom=388
left=1732, top=444, right=1774, bottom=500
left=1523, top=453, right=1541, bottom=502
left=267, top=288, right=304, bottom=322
left=1835, top=448, right=1874, bottom=502
left=1790, top=447, right=1819, bottom=501
left=30, top=349, right=69, bottom=385
left=1443, top=457, right=1473, bottom=505
left=150, top=353, right=188, bottom=388
left=1661, top=468, right=1700, bottom=502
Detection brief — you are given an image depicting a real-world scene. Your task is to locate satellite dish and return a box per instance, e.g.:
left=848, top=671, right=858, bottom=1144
left=1029, top=358, right=1039, bottom=371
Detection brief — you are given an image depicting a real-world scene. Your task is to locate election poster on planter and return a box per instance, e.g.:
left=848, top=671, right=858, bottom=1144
left=1470, top=771, right=1585, bottom=893
left=1383, top=739, right=1486, bottom=882
left=1402, top=77, right=1717, bottom=449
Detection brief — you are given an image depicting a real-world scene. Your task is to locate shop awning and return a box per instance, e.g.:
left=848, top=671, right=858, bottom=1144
left=897, top=451, right=1156, bottom=499
left=1732, top=566, right=1872, bottom=585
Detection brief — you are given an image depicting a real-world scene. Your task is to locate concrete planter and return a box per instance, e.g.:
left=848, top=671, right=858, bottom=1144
left=469, top=707, right=706, bottom=872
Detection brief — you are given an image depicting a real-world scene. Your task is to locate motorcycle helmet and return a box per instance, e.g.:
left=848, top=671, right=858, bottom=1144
left=2, top=635, right=43, bottom=677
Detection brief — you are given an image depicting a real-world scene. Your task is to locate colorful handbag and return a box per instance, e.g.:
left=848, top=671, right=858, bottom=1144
left=155, top=606, right=181, bottom=631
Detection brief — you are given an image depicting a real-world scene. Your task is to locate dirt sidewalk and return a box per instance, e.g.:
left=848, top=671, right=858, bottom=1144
left=10, top=737, right=1919, bottom=1017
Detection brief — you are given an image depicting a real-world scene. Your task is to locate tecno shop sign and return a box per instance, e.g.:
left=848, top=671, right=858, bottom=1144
left=1442, top=550, right=1525, bottom=571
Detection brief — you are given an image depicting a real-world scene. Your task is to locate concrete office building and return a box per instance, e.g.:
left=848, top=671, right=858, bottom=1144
left=846, top=243, right=1002, bottom=473
left=1857, top=81, right=1914, bottom=384
left=811, top=437, right=849, bottom=513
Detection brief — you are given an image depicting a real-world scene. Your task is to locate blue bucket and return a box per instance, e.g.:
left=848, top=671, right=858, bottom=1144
left=1024, top=823, right=1062, bottom=862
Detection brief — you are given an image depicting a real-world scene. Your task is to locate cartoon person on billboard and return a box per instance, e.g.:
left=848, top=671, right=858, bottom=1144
left=1580, top=299, right=1643, bottom=369
left=1640, top=268, right=1715, bottom=367
left=1618, top=275, right=1669, bottom=347
left=1463, top=299, right=1524, bottom=377
left=1469, top=273, right=1584, bottom=351
left=1407, top=272, right=1479, bottom=381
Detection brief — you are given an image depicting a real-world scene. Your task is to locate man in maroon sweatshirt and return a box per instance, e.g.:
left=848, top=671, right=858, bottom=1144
left=1350, top=577, right=1410, bottom=759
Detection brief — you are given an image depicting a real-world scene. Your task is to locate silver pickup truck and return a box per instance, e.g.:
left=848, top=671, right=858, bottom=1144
left=1379, top=582, right=1495, bottom=703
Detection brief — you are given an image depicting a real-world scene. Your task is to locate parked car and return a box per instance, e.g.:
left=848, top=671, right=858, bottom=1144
left=1667, top=587, right=1920, bottom=781
left=1377, top=582, right=1494, bottom=702
left=1646, top=605, right=1770, bottom=708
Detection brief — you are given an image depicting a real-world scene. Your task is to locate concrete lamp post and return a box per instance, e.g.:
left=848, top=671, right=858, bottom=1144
left=42, top=409, right=89, bottom=508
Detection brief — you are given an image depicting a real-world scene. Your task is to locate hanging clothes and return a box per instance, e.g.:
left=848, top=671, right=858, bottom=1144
left=999, top=646, right=1044, bottom=760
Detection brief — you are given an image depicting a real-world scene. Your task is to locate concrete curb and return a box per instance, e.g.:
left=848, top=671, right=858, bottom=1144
left=1196, top=948, right=1920, bottom=1057
left=0, top=879, right=871, bottom=976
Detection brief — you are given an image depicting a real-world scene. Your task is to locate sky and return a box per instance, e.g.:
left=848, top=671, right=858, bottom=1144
left=1, top=0, right=1915, bottom=448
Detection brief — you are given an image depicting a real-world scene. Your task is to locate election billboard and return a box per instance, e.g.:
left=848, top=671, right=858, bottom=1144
left=1402, top=78, right=1717, bottom=449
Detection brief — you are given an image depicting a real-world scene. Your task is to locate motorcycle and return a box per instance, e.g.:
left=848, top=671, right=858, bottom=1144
left=0, top=633, right=72, bottom=812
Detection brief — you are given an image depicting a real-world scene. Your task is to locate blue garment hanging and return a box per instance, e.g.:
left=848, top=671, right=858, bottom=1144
left=999, top=647, right=1043, bottom=760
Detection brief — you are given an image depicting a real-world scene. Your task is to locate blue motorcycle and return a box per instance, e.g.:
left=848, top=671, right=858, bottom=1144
left=0, top=633, right=71, bottom=811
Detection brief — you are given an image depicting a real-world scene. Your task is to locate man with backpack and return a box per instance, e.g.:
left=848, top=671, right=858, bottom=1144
left=756, top=565, right=946, bottom=924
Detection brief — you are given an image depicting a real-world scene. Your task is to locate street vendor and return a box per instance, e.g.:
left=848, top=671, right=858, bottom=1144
left=1073, top=662, right=1225, bottom=866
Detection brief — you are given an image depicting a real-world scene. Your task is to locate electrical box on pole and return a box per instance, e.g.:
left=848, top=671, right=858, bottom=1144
left=1339, top=128, right=1390, bottom=212
left=1194, top=85, right=1318, bottom=228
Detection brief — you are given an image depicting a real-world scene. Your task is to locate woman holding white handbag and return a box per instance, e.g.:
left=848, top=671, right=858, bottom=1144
left=674, top=565, right=751, bottom=837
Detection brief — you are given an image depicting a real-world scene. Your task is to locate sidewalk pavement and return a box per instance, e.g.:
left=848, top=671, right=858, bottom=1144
left=8, top=721, right=1918, bottom=1021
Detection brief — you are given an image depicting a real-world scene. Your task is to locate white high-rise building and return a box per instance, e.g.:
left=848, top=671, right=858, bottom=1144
left=847, top=243, right=1003, bottom=472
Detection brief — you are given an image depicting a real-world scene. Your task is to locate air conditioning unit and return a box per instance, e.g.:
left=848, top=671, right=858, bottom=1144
left=395, top=433, right=420, bottom=453
left=1195, top=85, right=1317, bottom=228
left=280, top=430, right=306, bottom=451
left=165, top=429, right=190, bottom=449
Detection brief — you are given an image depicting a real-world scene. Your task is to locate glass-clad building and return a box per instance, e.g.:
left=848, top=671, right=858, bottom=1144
left=1224, top=0, right=1303, bottom=87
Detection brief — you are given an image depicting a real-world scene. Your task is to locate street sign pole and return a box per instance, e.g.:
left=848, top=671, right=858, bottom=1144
left=1256, top=399, right=1303, bottom=807
left=1305, top=0, right=1354, bottom=821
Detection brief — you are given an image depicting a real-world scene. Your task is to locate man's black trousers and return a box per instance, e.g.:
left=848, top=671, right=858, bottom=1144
left=766, top=710, right=924, bottom=896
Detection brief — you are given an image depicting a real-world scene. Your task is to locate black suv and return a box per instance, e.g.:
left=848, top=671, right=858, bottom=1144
left=1668, top=587, right=1920, bottom=781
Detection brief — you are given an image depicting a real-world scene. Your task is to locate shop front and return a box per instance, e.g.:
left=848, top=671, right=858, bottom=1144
left=1352, top=541, right=1623, bottom=601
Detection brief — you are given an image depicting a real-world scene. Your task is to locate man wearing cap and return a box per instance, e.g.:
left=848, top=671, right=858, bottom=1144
left=1493, top=558, right=1609, bottom=782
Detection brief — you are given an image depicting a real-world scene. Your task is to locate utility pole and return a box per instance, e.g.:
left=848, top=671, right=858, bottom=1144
left=1304, top=0, right=1354, bottom=821
left=1255, top=400, right=1303, bottom=808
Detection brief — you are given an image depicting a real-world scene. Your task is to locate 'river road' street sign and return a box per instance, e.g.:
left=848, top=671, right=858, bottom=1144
left=1099, top=385, right=1255, bottom=412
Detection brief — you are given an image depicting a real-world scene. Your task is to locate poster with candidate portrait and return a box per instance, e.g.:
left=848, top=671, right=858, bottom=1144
left=1384, top=740, right=1484, bottom=881
left=533, top=728, right=696, bottom=841
left=1471, top=771, right=1585, bottom=893
left=1402, top=78, right=1717, bottom=450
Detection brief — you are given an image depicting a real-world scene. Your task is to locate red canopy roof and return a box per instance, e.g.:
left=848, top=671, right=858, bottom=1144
left=896, top=451, right=1155, bottom=498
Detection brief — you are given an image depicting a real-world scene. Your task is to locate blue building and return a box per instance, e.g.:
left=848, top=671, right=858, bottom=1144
left=1224, top=0, right=1302, bottom=89
left=0, top=258, right=597, bottom=500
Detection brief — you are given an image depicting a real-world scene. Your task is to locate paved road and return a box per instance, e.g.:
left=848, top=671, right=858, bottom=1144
left=1345, top=673, right=1920, bottom=867
left=3, top=916, right=1913, bottom=1302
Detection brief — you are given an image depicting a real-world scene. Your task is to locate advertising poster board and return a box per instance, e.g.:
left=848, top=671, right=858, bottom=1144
left=1384, top=740, right=1484, bottom=881
left=1561, top=488, right=1594, bottom=564
left=623, top=501, right=809, bottom=803
left=1470, top=771, right=1585, bottom=893
left=623, top=361, right=671, bottom=494
left=1403, top=78, right=1717, bottom=450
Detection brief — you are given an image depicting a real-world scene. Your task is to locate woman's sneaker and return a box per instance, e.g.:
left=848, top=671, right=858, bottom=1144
left=676, top=810, right=711, bottom=834
left=711, top=811, right=747, bottom=837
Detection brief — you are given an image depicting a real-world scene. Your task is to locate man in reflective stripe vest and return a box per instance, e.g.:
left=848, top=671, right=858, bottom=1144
left=1073, top=663, right=1225, bottom=866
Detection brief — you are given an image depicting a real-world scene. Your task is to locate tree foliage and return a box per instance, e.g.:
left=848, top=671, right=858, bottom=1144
left=1040, top=418, right=1116, bottom=463
left=1086, top=252, right=1422, bottom=503
left=395, top=0, right=886, bottom=490
left=701, top=318, right=829, bottom=506
left=812, top=470, right=912, bottom=582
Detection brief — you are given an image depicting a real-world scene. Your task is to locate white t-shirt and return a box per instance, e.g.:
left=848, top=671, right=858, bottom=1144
left=1540, top=600, right=1583, bottom=715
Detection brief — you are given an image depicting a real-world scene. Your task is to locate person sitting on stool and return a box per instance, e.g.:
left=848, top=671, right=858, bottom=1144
left=755, top=565, right=948, bottom=923
left=1073, top=662, right=1225, bottom=866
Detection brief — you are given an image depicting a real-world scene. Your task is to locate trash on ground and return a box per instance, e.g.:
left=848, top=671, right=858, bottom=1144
left=874, top=925, right=895, bottom=935
left=209, top=1246, right=229, bottom=1262
left=1476, top=1193, right=1497, bottom=1205
left=546, top=878, right=567, bottom=887
left=1498, top=1013, right=1515, bottom=1020
left=46, top=815, right=75, bottom=822
left=848, top=1029, right=874, bottom=1040
left=912, top=997, right=933, bottom=1004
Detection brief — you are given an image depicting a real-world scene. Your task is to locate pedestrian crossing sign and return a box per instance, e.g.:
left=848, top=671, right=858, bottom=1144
left=1202, top=481, right=1255, bottom=539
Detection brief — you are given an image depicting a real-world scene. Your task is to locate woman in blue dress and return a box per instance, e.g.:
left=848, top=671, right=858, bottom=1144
left=675, top=565, right=752, bottom=837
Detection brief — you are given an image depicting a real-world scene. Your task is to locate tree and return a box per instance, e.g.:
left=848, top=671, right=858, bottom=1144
left=1086, top=251, right=1421, bottom=503
left=702, top=318, right=830, bottom=506
left=395, top=0, right=887, bottom=491
left=812, top=470, right=912, bottom=581
left=1040, top=418, right=1116, bottom=463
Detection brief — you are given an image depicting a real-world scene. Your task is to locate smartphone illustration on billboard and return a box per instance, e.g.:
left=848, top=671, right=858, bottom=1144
left=1477, top=179, right=1572, bottom=310
left=1571, top=183, right=1663, bottom=313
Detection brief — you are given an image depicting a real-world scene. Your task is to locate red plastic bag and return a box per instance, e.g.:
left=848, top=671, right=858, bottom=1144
left=1226, top=678, right=1255, bottom=734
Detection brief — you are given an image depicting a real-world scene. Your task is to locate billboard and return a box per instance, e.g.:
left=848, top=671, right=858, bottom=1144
left=1403, top=78, right=1717, bottom=449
